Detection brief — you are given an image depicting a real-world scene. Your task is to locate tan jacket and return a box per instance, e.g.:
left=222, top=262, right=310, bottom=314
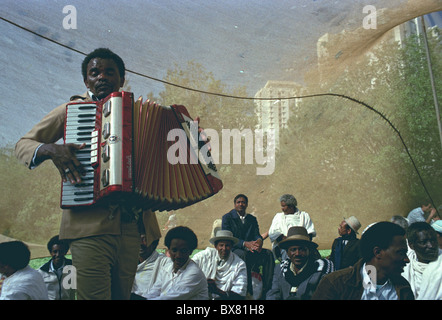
left=15, top=92, right=161, bottom=243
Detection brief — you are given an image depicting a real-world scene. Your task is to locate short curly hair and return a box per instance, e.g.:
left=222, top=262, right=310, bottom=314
left=164, top=226, right=198, bottom=252
left=407, top=222, right=437, bottom=246
left=279, top=194, right=297, bottom=208
left=0, top=241, right=31, bottom=270
left=47, top=235, right=70, bottom=253
left=234, top=194, right=248, bottom=204
left=81, top=48, right=125, bottom=80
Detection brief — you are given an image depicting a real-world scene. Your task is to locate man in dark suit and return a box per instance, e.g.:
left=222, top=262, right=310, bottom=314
left=329, top=216, right=362, bottom=270
left=221, top=194, right=274, bottom=298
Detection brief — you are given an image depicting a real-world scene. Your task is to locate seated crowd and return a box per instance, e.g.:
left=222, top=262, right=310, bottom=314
left=0, top=194, right=441, bottom=300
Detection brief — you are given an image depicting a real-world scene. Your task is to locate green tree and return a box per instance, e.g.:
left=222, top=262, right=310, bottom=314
left=395, top=33, right=442, bottom=204
left=155, top=61, right=256, bottom=131
left=277, top=28, right=441, bottom=216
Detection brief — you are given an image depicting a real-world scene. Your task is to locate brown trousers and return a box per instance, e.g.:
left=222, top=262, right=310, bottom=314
left=70, top=220, right=140, bottom=300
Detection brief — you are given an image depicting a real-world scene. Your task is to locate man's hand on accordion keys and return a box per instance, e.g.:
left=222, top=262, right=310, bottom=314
left=38, top=142, right=86, bottom=184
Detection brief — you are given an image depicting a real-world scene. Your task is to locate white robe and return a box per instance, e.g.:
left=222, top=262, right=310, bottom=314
left=402, top=249, right=442, bottom=300
left=132, top=251, right=168, bottom=297
left=269, top=211, right=316, bottom=246
left=144, top=258, right=208, bottom=300
left=0, top=265, right=49, bottom=300
left=192, top=247, right=247, bottom=297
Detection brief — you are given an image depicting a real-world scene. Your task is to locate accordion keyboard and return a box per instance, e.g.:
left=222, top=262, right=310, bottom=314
left=61, top=103, right=97, bottom=207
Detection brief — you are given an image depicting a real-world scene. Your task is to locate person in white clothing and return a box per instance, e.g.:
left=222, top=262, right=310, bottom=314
left=163, top=210, right=177, bottom=231
left=193, top=230, right=247, bottom=300
left=269, top=194, right=316, bottom=261
left=131, top=235, right=168, bottom=299
left=402, top=222, right=442, bottom=300
left=143, top=226, right=208, bottom=300
left=0, top=241, right=48, bottom=300
left=432, top=219, right=442, bottom=249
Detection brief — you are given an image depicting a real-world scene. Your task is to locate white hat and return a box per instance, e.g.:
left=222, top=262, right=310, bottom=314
left=432, top=220, right=442, bottom=234
left=344, top=216, right=361, bottom=234
left=209, top=230, right=238, bottom=246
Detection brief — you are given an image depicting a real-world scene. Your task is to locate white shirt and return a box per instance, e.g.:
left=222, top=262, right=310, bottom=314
left=402, top=249, right=442, bottom=300
left=132, top=251, right=168, bottom=297
left=360, top=263, right=398, bottom=300
left=143, top=258, right=208, bottom=300
left=407, top=207, right=426, bottom=224
left=192, top=247, right=247, bottom=298
left=0, top=266, right=49, bottom=300
left=237, top=212, right=247, bottom=224
left=167, top=214, right=177, bottom=228
left=269, top=210, right=317, bottom=245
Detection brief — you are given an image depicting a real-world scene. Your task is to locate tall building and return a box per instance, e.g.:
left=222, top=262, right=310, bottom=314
left=254, top=80, right=304, bottom=148
left=316, top=12, right=441, bottom=82
left=394, top=14, right=441, bottom=47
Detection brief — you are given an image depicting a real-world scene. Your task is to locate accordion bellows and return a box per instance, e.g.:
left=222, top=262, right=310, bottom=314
left=61, top=91, right=222, bottom=211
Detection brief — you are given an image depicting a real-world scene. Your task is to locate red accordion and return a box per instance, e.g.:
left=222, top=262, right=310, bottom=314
left=61, top=91, right=222, bottom=211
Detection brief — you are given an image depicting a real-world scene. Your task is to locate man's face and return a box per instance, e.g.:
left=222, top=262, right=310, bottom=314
left=0, top=262, right=13, bottom=277
left=169, top=238, right=191, bottom=272
left=338, top=221, right=351, bottom=236
left=280, top=201, right=295, bottom=214
left=234, top=197, right=248, bottom=215
left=287, top=244, right=310, bottom=270
left=215, top=240, right=232, bottom=260
left=378, top=235, right=409, bottom=277
left=50, top=244, right=67, bottom=269
left=410, top=230, right=439, bottom=263
left=84, top=58, right=124, bottom=100
left=139, top=235, right=156, bottom=261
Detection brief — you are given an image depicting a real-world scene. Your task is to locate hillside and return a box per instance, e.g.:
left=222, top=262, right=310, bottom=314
left=1, top=1, right=441, bottom=255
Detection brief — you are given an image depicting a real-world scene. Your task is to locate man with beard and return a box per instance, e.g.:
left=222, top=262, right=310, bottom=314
left=266, top=227, right=334, bottom=300
left=15, top=48, right=161, bottom=299
left=312, top=222, right=414, bottom=300
left=38, top=235, right=75, bottom=300
left=402, top=222, right=442, bottom=299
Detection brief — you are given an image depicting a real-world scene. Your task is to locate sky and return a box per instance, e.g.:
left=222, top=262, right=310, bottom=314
left=0, top=0, right=441, bottom=147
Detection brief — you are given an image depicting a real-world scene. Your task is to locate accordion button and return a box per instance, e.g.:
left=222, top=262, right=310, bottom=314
left=101, top=169, right=109, bottom=187
left=103, top=101, right=111, bottom=117
left=102, top=144, right=110, bottom=162
left=103, top=122, right=110, bottom=139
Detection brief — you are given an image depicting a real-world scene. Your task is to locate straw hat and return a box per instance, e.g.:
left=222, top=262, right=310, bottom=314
left=209, top=230, right=238, bottom=246
left=279, top=226, right=318, bottom=250
left=344, top=216, right=361, bottom=234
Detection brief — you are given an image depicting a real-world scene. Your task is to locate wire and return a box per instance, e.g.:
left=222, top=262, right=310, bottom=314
left=1, top=15, right=438, bottom=211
